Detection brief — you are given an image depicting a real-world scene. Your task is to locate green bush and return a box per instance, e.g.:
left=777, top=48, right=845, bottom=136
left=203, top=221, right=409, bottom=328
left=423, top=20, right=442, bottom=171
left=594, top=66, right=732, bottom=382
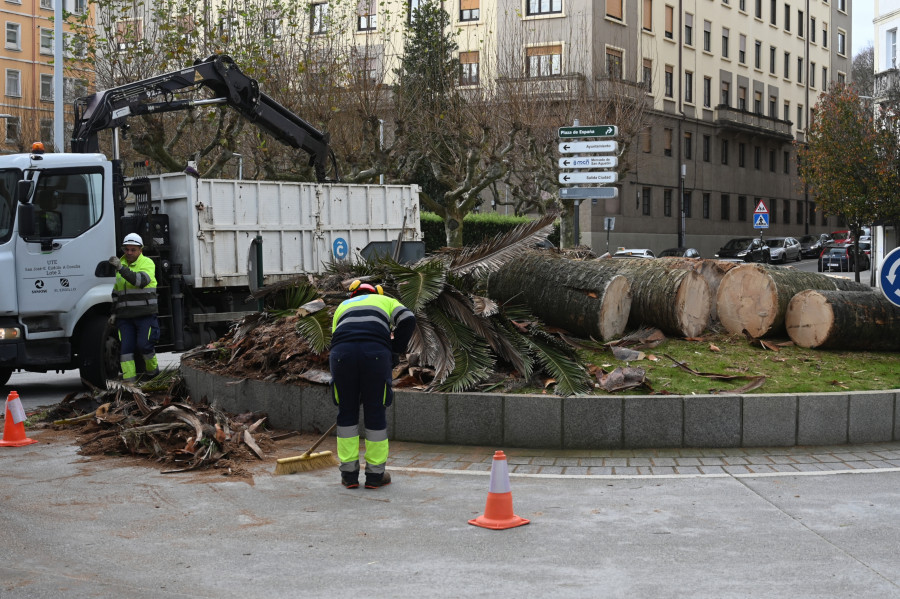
left=421, top=212, right=560, bottom=253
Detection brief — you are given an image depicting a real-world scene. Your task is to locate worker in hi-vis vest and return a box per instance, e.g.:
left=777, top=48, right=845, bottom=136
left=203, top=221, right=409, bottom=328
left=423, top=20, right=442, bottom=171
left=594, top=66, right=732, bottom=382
left=109, top=233, right=160, bottom=383
left=330, top=280, right=416, bottom=489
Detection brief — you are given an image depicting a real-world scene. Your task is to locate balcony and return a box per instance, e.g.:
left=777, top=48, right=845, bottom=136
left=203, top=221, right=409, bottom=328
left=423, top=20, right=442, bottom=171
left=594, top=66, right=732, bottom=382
left=875, top=69, right=900, bottom=102
left=714, top=105, right=794, bottom=141
left=496, top=74, right=586, bottom=100
left=594, top=76, right=647, bottom=103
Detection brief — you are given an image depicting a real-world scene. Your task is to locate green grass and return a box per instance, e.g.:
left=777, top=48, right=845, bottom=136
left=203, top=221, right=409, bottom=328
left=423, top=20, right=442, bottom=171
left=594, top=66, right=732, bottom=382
left=574, top=332, right=900, bottom=395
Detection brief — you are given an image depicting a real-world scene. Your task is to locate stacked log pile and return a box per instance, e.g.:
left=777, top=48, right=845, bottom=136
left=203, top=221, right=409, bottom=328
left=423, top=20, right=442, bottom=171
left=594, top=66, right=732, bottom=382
left=786, top=290, right=900, bottom=350
left=716, top=264, right=871, bottom=338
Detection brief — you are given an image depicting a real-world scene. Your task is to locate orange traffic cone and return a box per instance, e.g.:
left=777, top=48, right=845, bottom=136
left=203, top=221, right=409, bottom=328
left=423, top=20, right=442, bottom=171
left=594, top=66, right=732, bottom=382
left=0, top=391, right=37, bottom=447
left=468, top=450, right=530, bottom=530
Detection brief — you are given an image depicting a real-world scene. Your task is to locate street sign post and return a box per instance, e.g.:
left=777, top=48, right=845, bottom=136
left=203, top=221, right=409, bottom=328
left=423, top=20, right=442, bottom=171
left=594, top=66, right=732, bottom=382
left=558, top=156, right=618, bottom=169
left=558, top=125, right=618, bottom=138
left=559, top=172, right=619, bottom=184
left=879, top=247, right=900, bottom=307
left=753, top=213, right=770, bottom=229
left=559, top=187, right=619, bottom=199
left=558, top=141, right=618, bottom=154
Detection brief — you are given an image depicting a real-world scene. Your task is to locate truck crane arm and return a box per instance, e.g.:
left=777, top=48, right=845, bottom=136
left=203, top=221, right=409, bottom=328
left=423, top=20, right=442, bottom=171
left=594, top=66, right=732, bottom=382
left=71, top=54, right=338, bottom=182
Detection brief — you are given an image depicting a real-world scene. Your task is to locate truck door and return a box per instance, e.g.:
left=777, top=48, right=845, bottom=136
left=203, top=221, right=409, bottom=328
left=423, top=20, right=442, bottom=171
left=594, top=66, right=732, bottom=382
left=15, top=167, right=115, bottom=328
left=0, top=170, right=18, bottom=317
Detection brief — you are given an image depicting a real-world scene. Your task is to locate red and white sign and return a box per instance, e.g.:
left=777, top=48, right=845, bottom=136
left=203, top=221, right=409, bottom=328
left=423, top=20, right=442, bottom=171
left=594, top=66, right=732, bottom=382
left=754, top=201, right=769, bottom=214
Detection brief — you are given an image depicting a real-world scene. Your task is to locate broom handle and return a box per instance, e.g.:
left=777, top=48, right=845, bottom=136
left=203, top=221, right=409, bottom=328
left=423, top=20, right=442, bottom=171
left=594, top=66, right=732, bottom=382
left=302, top=423, right=337, bottom=458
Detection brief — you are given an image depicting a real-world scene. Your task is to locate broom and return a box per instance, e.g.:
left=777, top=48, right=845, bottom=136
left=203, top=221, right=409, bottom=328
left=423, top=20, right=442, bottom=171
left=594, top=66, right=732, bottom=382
left=274, top=423, right=339, bottom=475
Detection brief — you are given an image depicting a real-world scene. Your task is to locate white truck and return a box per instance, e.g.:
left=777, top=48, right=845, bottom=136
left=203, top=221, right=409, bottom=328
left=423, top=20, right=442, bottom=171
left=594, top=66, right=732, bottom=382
left=0, top=55, right=421, bottom=386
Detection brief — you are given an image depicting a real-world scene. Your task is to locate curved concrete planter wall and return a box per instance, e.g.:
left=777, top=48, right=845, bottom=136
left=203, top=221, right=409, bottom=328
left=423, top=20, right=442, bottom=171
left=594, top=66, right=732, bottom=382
left=182, top=363, right=900, bottom=449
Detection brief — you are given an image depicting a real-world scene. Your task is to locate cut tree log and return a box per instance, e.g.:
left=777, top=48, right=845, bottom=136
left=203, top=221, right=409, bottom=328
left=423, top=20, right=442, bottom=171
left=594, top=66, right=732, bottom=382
left=592, top=257, right=711, bottom=338
left=486, top=252, right=632, bottom=340
left=653, top=258, right=743, bottom=321
left=716, top=264, right=871, bottom=338
left=786, top=290, right=900, bottom=350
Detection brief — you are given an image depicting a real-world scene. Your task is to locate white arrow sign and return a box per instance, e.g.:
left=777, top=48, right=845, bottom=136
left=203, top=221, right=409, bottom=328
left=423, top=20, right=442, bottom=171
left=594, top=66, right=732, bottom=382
left=558, top=156, right=618, bottom=169
left=558, top=172, right=619, bottom=184
left=558, top=141, right=618, bottom=154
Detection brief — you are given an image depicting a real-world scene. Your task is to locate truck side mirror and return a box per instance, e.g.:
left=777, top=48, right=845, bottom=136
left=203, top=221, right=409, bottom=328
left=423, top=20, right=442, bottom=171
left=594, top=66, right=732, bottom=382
left=17, top=203, right=35, bottom=237
left=16, top=180, right=33, bottom=204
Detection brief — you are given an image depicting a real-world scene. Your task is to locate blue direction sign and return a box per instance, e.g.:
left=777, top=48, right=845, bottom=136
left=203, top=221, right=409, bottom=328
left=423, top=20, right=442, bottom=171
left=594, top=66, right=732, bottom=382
left=333, top=237, right=349, bottom=260
left=879, top=247, right=900, bottom=307
left=753, top=213, right=770, bottom=229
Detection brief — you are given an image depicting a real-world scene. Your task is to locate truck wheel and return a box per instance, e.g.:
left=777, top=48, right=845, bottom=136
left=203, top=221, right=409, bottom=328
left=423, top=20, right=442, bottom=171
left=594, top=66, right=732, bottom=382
left=0, top=367, right=11, bottom=386
left=79, top=315, right=120, bottom=388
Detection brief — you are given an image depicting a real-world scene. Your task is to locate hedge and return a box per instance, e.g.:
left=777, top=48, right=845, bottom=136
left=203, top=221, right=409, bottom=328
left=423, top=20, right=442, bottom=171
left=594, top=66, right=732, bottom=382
left=421, top=212, right=560, bottom=253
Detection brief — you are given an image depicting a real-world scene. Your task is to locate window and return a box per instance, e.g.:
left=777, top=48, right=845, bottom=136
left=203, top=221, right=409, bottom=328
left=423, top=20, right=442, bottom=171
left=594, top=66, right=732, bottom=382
left=684, top=132, right=693, bottom=159
left=754, top=145, right=761, bottom=169
left=642, top=188, right=652, bottom=215
left=73, top=0, right=86, bottom=14
left=665, top=5, right=674, bottom=39
left=811, top=17, right=816, bottom=43
left=784, top=100, right=790, bottom=121
left=683, top=192, right=692, bottom=218
left=721, top=81, right=730, bottom=107
left=890, top=29, right=899, bottom=69
left=770, top=0, right=776, bottom=24
left=358, top=0, right=377, bottom=30
left=769, top=46, right=776, bottom=74
left=722, top=28, right=730, bottom=58
left=837, top=0, right=845, bottom=12
left=784, top=3, right=790, bottom=31
left=642, top=128, right=652, bottom=152
left=65, top=32, right=87, bottom=59
left=755, top=0, right=762, bottom=19
left=721, top=139, right=729, bottom=164
left=643, top=0, right=653, bottom=30
left=31, top=170, right=104, bottom=239
left=264, top=15, right=283, bottom=38
left=755, top=40, right=762, bottom=68
left=527, top=45, right=562, bottom=77
left=721, top=194, right=731, bottom=220
left=40, top=0, right=51, bottom=7
left=606, top=48, right=623, bottom=79
left=754, top=91, right=762, bottom=114
left=823, top=22, right=827, bottom=48
left=40, top=74, right=52, bottom=101
left=770, top=198, right=777, bottom=224
left=703, top=135, right=711, bottom=161
left=738, top=196, right=747, bottom=221
left=63, top=77, right=87, bottom=103
left=797, top=104, right=803, bottom=129
left=684, top=13, right=693, bottom=45
left=664, top=128, right=673, bottom=156
left=738, top=86, right=747, bottom=110
left=769, top=95, right=776, bottom=117
left=703, top=76, right=711, bottom=107
left=643, top=59, right=653, bottom=92
left=810, top=61, right=815, bottom=88
left=311, top=3, right=328, bottom=34
left=783, top=151, right=790, bottom=174
left=703, top=20, right=711, bottom=51
left=822, top=66, right=827, bottom=86
left=837, top=30, right=846, bottom=56
left=740, top=0, right=746, bottom=10
left=664, top=189, right=673, bottom=216
left=797, top=56, right=803, bottom=83
left=6, top=22, right=21, bottom=50
left=782, top=199, right=790, bottom=224
left=684, top=71, right=693, bottom=103
left=769, top=149, right=776, bottom=172
left=354, top=56, right=379, bottom=85
left=607, top=0, right=623, bottom=20
left=784, top=51, right=790, bottom=78
left=738, top=142, right=746, bottom=167
left=797, top=10, right=803, bottom=37
left=5, top=117, right=18, bottom=143
left=460, top=0, right=479, bottom=21
left=459, top=51, right=479, bottom=86
left=40, top=119, right=52, bottom=145
left=837, top=72, right=844, bottom=84
left=664, top=64, right=673, bottom=97
left=529, top=0, right=562, bottom=16
left=5, top=69, right=21, bottom=98
left=116, top=19, right=143, bottom=51
left=703, top=193, right=710, bottom=219
left=40, top=28, right=53, bottom=54
left=739, top=35, right=746, bottom=63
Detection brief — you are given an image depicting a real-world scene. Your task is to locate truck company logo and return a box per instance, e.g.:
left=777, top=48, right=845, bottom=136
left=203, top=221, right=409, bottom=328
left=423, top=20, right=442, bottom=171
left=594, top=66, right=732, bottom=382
left=60, top=278, right=70, bottom=287
left=33, top=280, right=47, bottom=294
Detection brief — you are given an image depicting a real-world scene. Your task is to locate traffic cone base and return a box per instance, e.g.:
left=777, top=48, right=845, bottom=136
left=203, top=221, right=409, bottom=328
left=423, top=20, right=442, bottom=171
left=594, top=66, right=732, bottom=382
left=1, top=391, right=37, bottom=447
left=468, top=450, right=530, bottom=530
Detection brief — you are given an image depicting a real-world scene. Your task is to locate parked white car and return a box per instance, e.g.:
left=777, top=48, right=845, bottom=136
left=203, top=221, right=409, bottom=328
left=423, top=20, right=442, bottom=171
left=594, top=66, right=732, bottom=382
left=613, top=249, right=656, bottom=258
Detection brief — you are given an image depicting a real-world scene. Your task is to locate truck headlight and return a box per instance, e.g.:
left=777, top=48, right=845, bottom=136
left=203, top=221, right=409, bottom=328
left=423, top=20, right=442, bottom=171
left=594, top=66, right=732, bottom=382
left=0, top=327, right=21, bottom=340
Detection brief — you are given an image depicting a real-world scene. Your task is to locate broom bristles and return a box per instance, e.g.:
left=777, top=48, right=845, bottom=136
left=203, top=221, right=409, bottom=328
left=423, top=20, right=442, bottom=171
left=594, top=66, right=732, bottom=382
left=274, top=450, right=339, bottom=475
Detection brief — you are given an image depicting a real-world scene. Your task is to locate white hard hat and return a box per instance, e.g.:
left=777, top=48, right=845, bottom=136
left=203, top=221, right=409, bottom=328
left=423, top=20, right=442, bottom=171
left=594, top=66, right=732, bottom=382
left=123, top=233, right=143, bottom=247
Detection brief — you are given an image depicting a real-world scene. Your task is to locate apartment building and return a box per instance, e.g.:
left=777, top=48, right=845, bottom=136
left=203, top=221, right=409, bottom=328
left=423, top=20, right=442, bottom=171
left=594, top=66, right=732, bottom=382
left=0, top=0, right=93, bottom=153
left=871, top=0, right=899, bottom=259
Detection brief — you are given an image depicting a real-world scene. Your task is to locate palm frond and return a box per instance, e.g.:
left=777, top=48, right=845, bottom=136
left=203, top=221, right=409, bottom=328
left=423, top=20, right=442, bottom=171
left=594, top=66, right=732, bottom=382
left=383, top=259, right=447, bottom=311
left=407, top=309, right=455, bottom=382
left=447, top=213, right=557, bottom=277
left=471, top=295, right=499, bottom=317
left=522, top=330, right=592, bottom=396
left=295, top=311, right=332, bottom=354
left=434, top=331, right=495, bottom=393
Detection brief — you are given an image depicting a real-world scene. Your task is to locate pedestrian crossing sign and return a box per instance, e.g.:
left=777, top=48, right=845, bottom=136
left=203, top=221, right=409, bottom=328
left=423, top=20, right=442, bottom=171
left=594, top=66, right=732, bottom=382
left=754, top=200, right=768, bottom=214
left=753, top=213, right=770, bottom=229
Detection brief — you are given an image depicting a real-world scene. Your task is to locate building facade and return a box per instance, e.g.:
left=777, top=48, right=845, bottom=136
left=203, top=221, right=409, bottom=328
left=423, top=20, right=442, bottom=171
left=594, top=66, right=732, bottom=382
left=871, top=0, right=899, bottom=261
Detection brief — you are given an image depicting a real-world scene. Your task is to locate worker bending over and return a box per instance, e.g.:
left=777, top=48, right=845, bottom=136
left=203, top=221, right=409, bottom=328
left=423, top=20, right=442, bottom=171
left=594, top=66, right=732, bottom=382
left=330, top=280, right=416, bottom=489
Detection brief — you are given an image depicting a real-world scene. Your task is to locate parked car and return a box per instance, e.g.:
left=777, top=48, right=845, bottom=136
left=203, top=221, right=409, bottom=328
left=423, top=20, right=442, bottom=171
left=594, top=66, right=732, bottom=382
left=715, top=237, right=770, bottom=263
left=613, top=248, right=656, bottom=258
left=817, top=243, right=871, bottom=272
left=798, top=234, right=828, bottom=259
left=658, top=247, right=701, bottom=258
left=764, top=237, right=802, bottom=263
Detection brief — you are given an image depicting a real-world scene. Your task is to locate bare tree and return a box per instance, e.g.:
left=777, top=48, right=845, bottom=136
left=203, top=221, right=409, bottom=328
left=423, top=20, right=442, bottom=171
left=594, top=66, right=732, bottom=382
left=853, top=44, right=875, bottom=98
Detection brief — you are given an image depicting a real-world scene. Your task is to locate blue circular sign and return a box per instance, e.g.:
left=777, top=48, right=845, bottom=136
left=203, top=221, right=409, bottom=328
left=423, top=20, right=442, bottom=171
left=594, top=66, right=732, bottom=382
left=332, top=237, right=348, bottom=260
left=879, top=247, right=900, bottom=307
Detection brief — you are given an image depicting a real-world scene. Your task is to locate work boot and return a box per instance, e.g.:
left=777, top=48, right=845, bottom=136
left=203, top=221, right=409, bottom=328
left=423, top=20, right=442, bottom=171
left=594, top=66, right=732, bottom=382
left=365, top=471, right=391, bottom=489
left=341, top=471, right=359, bottom=489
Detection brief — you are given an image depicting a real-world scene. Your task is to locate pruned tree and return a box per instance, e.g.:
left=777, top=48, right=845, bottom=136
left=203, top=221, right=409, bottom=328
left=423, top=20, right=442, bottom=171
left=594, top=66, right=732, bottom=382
left=852, top=44, right=875, bottom=98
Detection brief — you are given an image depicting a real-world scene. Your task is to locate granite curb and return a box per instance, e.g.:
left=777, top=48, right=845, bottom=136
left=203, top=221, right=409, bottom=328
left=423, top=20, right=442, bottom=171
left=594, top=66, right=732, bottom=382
left=181, top=363, right=899, bottom=449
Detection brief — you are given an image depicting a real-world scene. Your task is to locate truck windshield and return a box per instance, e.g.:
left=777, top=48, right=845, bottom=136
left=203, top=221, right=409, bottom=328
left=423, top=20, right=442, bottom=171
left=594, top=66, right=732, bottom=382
left=0, top=170, right=19, bottom=244
left=27, top=168, right=104, bottom=239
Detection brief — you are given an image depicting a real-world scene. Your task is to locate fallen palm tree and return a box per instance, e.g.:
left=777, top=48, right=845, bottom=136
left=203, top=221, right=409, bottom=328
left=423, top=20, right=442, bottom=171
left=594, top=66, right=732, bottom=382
left=786, top=289, right=900, bottom=350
